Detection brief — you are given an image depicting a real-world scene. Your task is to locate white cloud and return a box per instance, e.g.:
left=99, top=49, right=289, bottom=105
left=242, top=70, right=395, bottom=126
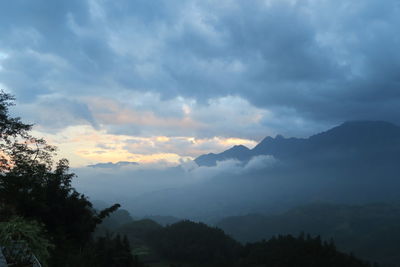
left=73, top=154, right=278, bottom=204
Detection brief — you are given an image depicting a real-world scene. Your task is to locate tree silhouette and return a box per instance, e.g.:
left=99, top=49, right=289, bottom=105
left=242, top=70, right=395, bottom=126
left=0, top=91, right=122, bottom=266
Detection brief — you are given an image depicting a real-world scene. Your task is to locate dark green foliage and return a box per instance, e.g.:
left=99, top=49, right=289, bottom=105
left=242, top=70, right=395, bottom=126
left=116, top=219, right=162, bottom=248
left=90, top=233, right=137, bottom=267
left=217, top=203, right=399, bottom=265
left=148, top=220, right=241, bottom=266
left=61, top=233, right=142, bottom=267
left=240, top=234, right=373, bottom=267
left=0, top=91, right=55, bottom=174
left=0, top=91, right=131, bottom=266
left=2, top=159, right=98, bottom=238
left=0, top=216, right=53, bottom=266
left=113, top=218, right=374, bottom=267
left=0, top=151, right=118, bottom=265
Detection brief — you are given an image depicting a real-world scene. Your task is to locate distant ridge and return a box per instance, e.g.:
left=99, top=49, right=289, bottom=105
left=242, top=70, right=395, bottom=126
left=87, top=161, right=139, bottom=168
left=194, top=121, right=400, bottom=166
left=195, top=145, right=251, bottom=166
left=130, top=120, right=400, bottom=228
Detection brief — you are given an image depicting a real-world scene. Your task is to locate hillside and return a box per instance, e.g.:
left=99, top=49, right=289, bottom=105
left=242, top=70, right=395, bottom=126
left=217, top=203, right=400, bottom=266
left=107, top=217, right=375, bottom=267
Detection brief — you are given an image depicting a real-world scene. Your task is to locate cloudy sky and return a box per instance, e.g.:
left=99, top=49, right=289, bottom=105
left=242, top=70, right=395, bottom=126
left=1, top=0, right=399, bottom=167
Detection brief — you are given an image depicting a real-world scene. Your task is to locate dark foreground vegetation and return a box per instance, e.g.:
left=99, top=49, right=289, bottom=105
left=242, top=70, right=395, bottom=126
left=0, top=91, right=379, bottom=266
left=0, top=92, right=138, bottom=266
left=217, top=203, right=400, bottom=266
left=105, top=219, right=375, bottom=267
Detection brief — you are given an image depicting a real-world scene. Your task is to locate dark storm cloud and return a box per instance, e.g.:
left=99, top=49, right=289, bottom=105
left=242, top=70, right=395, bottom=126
left=153, top=0, right=400, bottom=126
left=0, top=0, right=91, bottom=63
left=0, top=0, right=115, bottom=99
left=14, top=96, right=98, bottom=131
left=0, top=0, right=400, bottom=138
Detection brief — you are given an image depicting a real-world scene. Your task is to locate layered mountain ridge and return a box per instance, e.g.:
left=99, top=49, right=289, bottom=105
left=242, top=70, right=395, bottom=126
left=195, top=120, right=400, bottom=166
left=87, top=161, right=139, bottom=168
left=109, top=120, right=400, bottom=228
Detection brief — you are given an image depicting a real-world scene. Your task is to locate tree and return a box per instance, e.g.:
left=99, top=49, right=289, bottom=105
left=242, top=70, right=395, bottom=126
left=148, top=220, right=241, bottom=266
left=0, top=91, right=120, bottom=266
left=0, top=216, right=53, bottom=266
left=240, top=234, right=374, bottom=267
left=89, top=233, right=137, bottom=267
left=0, top=91, right=54, bottom=174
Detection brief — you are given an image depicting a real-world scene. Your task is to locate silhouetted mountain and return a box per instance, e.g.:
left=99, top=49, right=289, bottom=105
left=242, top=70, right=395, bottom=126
left=87, top=161, right=139, bottom=168
left=116, top=219, right=163, bottom=248
left=252, top=134, right=306, bottom=160
left=99, top=209, right=134, bottom=230
left=143, top=215, right=181, bottom=226
left=309, top=121, right=400, bottom=148
left=195, top=144, right=252, bottom=166
left=195, top=121, right=400, bottom=166
left=128, top=121, right=400, bottom=221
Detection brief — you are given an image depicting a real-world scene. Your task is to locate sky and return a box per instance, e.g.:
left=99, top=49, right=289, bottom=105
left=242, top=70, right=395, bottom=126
left=1, top=0, right=400, bottom=167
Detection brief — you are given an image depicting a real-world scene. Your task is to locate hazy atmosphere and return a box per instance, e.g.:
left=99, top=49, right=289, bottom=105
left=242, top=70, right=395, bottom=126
left=2, top=0, right=400, bottom=167
left=1, top=1, right=400, bottom=267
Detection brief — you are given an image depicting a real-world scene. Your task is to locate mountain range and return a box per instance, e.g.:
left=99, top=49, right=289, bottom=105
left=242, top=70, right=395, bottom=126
left=87, top=161, right=139, bottom=168
left=195, top=120, right=400, bottom=166
left=122, top=121, right=400, bottom=221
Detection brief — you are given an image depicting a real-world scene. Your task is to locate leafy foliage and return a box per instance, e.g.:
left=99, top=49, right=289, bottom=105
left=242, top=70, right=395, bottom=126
left=148, top=220, right=241, bottom=266
left=0, top=216, right=53, bottom=266
left=0, top=91, right=127, bottom=266
left=90, top=233, right=140, bottom=267
left=0, top=91, right=55, bottom=173
left=111, top=217, right=375, bottom=267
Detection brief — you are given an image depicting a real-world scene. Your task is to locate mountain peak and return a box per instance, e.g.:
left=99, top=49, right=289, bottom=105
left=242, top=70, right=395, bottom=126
left=195, top=120, right=400, bottom=166
left=194, top=144, right=251, bottom=166
left=87, top=161, right=139, bottom=168
left=228, top=145, right=250, bottom=151
left=310, top=120, right=400, bottom=146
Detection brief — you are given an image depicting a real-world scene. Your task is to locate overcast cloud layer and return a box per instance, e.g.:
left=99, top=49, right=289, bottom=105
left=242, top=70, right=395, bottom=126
left=1, top=0, right=400, bottom=165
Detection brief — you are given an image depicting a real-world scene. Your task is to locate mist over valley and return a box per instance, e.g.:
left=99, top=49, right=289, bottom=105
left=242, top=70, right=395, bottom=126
left=75, top=121, right=400, bottom=221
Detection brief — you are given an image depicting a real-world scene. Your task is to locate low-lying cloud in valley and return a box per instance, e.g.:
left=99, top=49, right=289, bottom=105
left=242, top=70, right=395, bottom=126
left=73, top=154, right=278, bottom=206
